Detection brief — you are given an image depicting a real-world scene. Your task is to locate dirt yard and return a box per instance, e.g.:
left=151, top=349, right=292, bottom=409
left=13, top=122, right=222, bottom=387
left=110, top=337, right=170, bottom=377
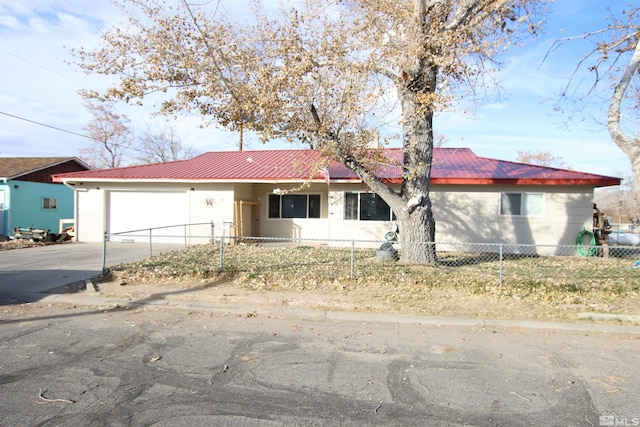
left=3, top=240, right=638, bottom=324
left=89, top=274, right=639, bottom=324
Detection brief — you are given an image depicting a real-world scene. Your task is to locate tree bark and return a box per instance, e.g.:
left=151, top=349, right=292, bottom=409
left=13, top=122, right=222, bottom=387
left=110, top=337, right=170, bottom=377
left=395, top=64, right=438, bottom=264
left=607, top=37, right=640, bottom=204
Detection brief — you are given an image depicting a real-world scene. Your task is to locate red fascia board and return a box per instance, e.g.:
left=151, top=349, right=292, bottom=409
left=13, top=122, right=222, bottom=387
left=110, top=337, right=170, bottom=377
left=431, top=178, right=621, bottom=186
left=56, top=175, right=620, bottom=187
left=56, top=177, right=328, bottom=184
left=383, top=178, right=621, bottom=186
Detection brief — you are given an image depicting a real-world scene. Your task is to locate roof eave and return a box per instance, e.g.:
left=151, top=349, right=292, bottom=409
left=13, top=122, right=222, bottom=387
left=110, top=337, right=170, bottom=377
left=428, top=178, right=621, bottom=186
left=56, top=177, right=328, bottom=185
left=12, top=158, right=90, bottom=179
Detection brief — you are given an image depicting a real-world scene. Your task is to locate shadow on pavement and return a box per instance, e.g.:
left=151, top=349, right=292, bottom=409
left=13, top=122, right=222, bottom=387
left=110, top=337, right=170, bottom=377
left=0, top=269, right=102, bottom=305
left=0, top=274, right=230, bottom=324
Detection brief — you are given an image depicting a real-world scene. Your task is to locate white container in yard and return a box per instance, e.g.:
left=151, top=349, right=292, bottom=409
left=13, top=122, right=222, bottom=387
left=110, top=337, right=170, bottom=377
left=607, top=232, right=640, bottom=246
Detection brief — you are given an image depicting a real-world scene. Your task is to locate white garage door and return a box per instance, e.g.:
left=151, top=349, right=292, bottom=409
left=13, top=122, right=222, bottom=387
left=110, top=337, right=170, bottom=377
left=108, top=191, right=188, bottom=241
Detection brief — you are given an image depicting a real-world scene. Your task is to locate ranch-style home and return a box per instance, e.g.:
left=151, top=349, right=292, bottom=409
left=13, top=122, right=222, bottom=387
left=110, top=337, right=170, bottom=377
left=53, top=148, right=620, bottom=247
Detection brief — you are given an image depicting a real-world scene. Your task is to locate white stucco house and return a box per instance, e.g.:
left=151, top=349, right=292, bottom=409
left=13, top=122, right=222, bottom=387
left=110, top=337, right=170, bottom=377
left=53, top=148, right=620, bottom=247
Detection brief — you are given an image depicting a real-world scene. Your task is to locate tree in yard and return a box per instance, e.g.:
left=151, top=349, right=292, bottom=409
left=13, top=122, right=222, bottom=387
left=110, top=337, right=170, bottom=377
left=73, top=0, right=545, bottom=264
left=516, top=150, right=569, bottom=169
left=548, top=4, right=640, bottom=204
left=80, top=101, right=134, bottom=169
left=136, top=124, right=199, bottom=164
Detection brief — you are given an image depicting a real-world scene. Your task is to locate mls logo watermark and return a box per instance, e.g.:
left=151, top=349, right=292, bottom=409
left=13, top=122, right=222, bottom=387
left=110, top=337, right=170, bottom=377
left=600, top=416, right=640, bottom=426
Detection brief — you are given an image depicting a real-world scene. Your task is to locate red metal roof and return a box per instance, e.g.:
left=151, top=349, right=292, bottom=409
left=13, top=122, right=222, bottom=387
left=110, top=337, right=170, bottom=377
left=53, top=148, right=620, bottom=187
left=328, top=148, right=621, bottom=186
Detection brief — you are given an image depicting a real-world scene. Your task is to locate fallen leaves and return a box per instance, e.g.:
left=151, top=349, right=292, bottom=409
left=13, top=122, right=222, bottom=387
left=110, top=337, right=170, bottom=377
left=106, top=244, right=640, bottom=320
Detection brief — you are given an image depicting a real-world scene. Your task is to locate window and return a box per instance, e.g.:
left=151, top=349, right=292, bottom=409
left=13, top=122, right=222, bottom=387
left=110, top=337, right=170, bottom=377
left=344, top=192, right=393, bottom=221
left=500, top=193, right=544, bottom=216
left=42, top=197, right=57, bottom=210
left=268, top=194, right=321, bottom=219
left=344, top=192, right=359, bottom=220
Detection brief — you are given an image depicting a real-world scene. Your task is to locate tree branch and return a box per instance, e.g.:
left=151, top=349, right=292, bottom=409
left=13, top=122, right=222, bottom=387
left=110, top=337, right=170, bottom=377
left=608, top=37, right=640, bottom=159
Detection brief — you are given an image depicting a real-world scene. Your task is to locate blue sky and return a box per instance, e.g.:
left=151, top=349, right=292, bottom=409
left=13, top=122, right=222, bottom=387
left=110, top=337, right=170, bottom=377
left=0, top=0, right=632, bottom=179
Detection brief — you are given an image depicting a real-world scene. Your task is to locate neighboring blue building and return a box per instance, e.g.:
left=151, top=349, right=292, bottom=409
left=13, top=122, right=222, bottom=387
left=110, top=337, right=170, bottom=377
left=0, top=157, right=91, bottom=238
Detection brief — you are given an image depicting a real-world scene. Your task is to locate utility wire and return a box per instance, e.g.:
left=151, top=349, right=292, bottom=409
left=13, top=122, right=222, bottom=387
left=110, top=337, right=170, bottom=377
left=0, top=111, right=92, bottom=140
left=0, top=110, right=190, bottom=158
left=0, top=48, right=91, bottom=88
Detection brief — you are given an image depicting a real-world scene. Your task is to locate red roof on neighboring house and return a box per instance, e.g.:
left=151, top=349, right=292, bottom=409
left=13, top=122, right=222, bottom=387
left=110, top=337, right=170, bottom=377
left=52, top=148, right=620, bottom=187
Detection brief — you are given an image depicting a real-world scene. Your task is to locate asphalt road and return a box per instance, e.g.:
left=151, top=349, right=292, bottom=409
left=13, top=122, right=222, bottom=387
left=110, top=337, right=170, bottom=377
left=1, top=301, right=639, bottom=426
left=1, top=243, right=639, bottom=425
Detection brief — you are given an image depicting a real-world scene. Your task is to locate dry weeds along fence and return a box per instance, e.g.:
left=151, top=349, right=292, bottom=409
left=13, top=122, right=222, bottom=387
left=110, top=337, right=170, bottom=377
left=106, top=238, right=639, bottom=308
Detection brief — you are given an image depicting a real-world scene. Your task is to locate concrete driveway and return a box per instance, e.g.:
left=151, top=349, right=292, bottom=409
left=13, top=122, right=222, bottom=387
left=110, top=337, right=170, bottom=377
left=0, top=242, right=168, bottom=302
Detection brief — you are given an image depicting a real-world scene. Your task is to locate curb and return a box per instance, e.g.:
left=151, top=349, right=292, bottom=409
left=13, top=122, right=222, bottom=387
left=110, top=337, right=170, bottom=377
left=578, top=312, right=640, bottom=323
left=37, top=292, right=640, bottom=336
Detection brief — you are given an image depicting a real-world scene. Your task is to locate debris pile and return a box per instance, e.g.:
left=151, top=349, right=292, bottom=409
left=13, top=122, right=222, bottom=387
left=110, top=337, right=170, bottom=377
left=10, top=226, right=74, bottom=244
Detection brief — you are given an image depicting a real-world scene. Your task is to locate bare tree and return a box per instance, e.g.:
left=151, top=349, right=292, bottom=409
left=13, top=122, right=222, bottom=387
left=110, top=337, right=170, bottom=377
left=80, top=101, right=134, bottom=169
left=596, top=171, right=640, bottom=226
left=547, top=5, right=640, bottom=202
left=136, top=124, right=199, bottom=163
left=73, top=0, right=544, bottom=264
left=516, top=150, right=569, bottom=169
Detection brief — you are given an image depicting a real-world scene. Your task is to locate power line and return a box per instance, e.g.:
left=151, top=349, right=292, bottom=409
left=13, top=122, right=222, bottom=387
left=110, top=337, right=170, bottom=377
left=0, top=111, right=92, bottom=140
left=0, top=110, right=193, bottom=160
left=0, top=48, right=91, bottom=88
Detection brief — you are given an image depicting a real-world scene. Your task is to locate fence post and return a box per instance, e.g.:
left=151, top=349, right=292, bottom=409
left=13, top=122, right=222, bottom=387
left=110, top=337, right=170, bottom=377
left=149, top=228, right=153, bottom=257
left=499, top=243, right=503, bottom=288
left=350, top=240, right=355, bottom=279
left=184, top=224, right=187, bottom=248
left=210, top=221, right=215, bottom=247
left=219, top=233, right=225, bottom=270
left=102, top=231, right=108, bottom=273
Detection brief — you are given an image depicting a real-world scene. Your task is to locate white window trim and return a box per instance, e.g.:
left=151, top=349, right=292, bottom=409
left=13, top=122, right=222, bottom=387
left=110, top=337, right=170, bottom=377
left=499, top=192, right=545, bottom=217
left=267, top=192, right=322, bottom=219
left=344, top=191, right=394, bottom=222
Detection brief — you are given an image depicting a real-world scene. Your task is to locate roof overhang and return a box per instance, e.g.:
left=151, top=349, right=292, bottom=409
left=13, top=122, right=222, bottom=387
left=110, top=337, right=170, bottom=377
left=384, top=177, right=622, bottom=187
left=56, top=177, right=329, bottom=185
left=56, top=175, right=621, bottom=188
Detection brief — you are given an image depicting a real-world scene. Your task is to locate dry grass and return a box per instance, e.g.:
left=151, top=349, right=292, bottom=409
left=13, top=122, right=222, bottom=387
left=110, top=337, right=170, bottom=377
left=0, top=239, right=48, bottom=251
left=108, top=244, right=640, bottom=321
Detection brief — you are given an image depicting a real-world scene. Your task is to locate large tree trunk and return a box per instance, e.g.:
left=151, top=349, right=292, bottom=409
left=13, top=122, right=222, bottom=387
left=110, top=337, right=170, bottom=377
left=396, top=65, right=437, bottom=264
left=608, top=37, right=640, bottom=206
left=398, top=198, right=437, bottom=264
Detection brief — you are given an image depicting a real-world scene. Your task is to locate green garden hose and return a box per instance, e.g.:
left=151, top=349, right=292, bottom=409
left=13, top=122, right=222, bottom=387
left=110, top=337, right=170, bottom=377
left=576, top=230, right=597, bottom=257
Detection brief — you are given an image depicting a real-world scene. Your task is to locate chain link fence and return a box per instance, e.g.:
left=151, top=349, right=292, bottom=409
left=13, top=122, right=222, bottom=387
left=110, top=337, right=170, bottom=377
left=103, top=222, right=215, bottom=270
left=103, top=224, right=640, bottom=288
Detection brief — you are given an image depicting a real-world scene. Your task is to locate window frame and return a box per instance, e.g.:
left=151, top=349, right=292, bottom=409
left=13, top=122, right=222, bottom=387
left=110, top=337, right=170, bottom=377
left=42, top=197, right=58, bottom=211
left=268, top=193, right=321, bottom=219
left=343, top=191, right=394, bottom=221
left=499, top=192, right=545, bottom=217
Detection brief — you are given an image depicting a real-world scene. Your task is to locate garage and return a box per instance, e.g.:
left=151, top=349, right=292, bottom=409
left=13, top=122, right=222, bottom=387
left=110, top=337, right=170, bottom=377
left=108, top=191, right=189, bottom=240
